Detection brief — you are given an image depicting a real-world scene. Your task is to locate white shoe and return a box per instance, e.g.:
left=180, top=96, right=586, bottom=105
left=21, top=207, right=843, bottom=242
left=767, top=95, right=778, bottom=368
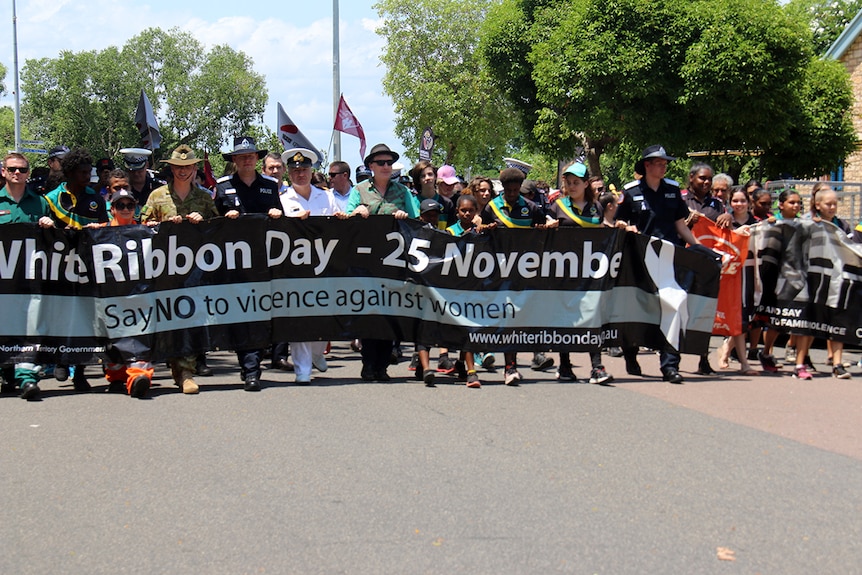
left=312, top=354, right=328, bottom=372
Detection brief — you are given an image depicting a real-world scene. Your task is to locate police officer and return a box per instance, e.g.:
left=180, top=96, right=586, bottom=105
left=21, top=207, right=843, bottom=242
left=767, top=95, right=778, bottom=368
left=615, top=145, right=701, bottom=384
left=120, top=148, right=163, bottom=205
left=214, top=136, right=283, bottom=391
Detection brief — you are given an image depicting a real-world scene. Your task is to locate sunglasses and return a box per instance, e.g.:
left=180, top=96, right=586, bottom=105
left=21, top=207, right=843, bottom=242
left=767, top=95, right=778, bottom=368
left=371, top=159, right=396, bottom=167
left=5, top=166, right=29, bottom=173
left=114, top=203, right=136, bottom=210
left=328, top=172, right=344, bottom=178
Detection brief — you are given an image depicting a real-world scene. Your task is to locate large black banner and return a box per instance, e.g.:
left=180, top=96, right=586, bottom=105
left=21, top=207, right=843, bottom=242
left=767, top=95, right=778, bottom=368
left=748, top=218, right=862, bottom=344
left=0, top=216, right=721, bottom=364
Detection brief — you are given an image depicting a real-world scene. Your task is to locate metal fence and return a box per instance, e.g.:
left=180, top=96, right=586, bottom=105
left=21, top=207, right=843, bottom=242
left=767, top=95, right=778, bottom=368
left=766, top=180, right=862, bottom=223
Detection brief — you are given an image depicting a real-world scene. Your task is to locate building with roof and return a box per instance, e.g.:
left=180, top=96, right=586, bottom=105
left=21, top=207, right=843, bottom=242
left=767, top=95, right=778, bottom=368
left=826, top=10, right=862, bottom=182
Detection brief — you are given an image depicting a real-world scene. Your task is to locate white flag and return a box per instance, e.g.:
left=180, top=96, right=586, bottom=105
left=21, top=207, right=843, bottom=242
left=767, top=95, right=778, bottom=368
left=277, top=103, right=319, bottom=156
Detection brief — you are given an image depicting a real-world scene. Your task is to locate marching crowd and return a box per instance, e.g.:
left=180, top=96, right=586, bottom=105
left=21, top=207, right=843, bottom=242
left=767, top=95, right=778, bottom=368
left=1, top=138, right=860, bottom=401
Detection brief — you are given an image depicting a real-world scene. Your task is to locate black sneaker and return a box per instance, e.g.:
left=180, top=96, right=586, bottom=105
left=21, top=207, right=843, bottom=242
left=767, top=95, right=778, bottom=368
left=555, top=363, right=577, bottom=382
left=758, top=350, right=780, bottom=373
left=54, top=365, right=69, bottom=382
left=833, top=364, right=851, bottom=379
left=530, top=352, right=554, bottom=371
left=437, top=356, right=456, bottom=374
left=20, top=382, right=41, bottom=401
left=696, top=356, right=718, bottom=376
left=408, top=353, right=419, bottom=371
left=129, top=375, right=151, bottom=398
left=423, top=370, right=436, bottom=387
left=374, top=370, right=391, bottom=382
left=72, top=368, right=91, bottom=392
left=590, top=367, right=613, bottom=385
left=504, top=366, right=522, bottom=386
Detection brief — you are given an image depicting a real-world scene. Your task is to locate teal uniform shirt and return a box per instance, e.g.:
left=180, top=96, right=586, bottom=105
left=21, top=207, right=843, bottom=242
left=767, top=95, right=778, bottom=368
left=0, top=186, right=50, bottom=224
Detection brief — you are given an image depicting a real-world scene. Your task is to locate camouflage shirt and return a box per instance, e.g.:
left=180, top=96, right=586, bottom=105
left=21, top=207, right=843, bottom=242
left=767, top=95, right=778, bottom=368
left=141, top=184, right=218, bottom=223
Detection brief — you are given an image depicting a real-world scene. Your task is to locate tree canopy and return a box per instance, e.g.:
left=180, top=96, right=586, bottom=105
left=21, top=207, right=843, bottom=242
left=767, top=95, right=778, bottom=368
left=786, top=0, right=862, bottom=54
left=375, top=0, right=523, bottom=172
left=21, top=27, right=267, bottom=162
left=480, top=0, right=857, bottom=180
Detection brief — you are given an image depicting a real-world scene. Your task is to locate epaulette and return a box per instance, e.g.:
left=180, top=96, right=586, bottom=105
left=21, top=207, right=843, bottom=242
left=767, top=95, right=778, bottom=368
left=623, top=180, right=640, bottom=190
left=663, top=178, right=680, bottom=187
left=216, top=175, right=232, bottom=183
left=261, top=174, right=278, bottom=183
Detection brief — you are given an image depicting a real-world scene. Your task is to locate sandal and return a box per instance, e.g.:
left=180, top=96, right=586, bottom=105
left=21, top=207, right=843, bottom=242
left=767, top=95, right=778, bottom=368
left=739, top=368, right=759, bottom=376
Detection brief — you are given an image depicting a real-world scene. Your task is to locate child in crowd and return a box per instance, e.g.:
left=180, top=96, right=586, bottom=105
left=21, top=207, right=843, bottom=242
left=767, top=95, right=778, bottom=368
left=102, top=190, right=154, bottom=398
left=445, top=195, right=485, bottom=388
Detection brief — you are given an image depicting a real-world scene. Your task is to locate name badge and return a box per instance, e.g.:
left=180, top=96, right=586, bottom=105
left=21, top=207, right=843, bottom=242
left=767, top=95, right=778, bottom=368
left=225, top=188, right=236, bottom=195
left=665, top=193, right=677, bottom=199
left=259, top=188, right=272, bottom=194
left=632, top=195, right=643, bottom=202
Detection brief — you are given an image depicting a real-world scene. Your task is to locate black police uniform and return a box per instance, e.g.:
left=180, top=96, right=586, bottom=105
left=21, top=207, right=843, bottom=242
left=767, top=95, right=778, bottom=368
left=214, top=172, right=281, bottom=383
left=615, top=177, right=690, bottom=373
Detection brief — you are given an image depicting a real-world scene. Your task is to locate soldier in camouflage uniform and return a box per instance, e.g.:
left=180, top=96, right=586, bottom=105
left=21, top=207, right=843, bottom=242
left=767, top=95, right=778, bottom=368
left=140, top=145, right=217, bottom=394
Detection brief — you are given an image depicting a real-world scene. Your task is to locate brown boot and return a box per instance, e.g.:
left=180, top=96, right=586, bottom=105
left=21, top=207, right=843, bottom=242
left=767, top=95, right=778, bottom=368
left=172, top=366, right=199, bottom=394
left=180, top=371, right=199, bottom=394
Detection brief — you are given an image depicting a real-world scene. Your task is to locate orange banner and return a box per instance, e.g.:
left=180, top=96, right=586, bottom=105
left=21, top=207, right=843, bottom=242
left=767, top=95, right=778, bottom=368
left=692, top=218, right=750, bottom=336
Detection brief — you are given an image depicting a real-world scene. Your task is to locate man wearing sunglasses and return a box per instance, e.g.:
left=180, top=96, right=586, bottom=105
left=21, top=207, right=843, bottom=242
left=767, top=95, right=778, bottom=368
left=0, top=153, right=55, bottom=228
left=337, top=143, right=419, bottom=382
left=0, top=153, right=56, bottom=400
left=327, top=160, right=353, bottom=211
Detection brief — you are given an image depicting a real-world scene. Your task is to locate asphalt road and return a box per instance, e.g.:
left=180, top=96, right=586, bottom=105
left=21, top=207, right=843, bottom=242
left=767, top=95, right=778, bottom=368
left=1, top=342, right=860, bottom=574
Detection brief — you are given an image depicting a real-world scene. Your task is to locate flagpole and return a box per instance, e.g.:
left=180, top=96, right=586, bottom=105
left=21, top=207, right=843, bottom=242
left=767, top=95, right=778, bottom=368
left=12, top=0, right=21, bottom=153
left=332, top=0, right=341, bottom=161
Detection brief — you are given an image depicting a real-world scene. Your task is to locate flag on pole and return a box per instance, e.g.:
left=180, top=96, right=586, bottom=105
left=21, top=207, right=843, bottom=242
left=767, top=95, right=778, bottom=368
left=334, top=95, right=366, bottom=160
left=202, top=152, right=217, bottom=190
left=277, top=103, right=319, bottom=154
left=135, top=90, right=161, bottom=150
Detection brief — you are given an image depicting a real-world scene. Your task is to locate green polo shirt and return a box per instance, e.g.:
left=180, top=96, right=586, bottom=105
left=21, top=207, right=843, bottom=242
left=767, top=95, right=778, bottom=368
left=0, top=185, right=50, bottom=225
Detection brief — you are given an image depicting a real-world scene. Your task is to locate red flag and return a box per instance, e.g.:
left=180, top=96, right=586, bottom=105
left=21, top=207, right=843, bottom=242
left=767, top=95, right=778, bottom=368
left=202, top=152, right=217, bottom=191
left=333, top=95, right=367, bottom=159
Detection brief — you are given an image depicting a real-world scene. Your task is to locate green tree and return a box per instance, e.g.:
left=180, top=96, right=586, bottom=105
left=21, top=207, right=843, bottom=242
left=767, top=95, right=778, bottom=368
left=786, top=0, right=862, bottom=54
left=21, top=27, right=267, bottom=161
left=375, top=0, right=523, bottom=171
left=0, top=61, right=7, bottom=96
left=481, top=0, right=856, bottom=179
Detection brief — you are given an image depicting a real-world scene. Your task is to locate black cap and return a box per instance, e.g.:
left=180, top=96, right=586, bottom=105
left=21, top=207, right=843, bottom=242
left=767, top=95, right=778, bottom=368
left=420, top=198, right=443, bottom=214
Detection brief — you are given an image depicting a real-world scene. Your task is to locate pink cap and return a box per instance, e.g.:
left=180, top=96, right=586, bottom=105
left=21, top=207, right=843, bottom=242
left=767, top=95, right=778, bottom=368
left=437, top=165, right=459, bottom=185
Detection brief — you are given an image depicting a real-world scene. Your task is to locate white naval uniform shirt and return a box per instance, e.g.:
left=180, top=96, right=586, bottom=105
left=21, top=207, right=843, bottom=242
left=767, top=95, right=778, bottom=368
left=280, top=185, right=339, bottom=216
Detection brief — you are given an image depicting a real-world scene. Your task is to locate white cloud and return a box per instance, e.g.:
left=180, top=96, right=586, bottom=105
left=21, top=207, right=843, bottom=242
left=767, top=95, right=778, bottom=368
left=1, top=0, right=400, bottom=168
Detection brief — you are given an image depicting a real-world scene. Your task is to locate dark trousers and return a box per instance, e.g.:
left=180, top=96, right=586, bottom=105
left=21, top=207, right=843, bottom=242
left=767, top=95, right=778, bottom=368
left=360, top=339, right=392, bottom=373
left=560, top=350, right=603, bottom=369
left=236, top=349, right=263, bottom=380
left=623, top=346, right=680, bottom=373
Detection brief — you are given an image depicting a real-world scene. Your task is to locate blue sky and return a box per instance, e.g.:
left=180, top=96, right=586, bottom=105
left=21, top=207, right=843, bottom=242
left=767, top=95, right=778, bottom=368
left=0, top=0, right=401, bottom=171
